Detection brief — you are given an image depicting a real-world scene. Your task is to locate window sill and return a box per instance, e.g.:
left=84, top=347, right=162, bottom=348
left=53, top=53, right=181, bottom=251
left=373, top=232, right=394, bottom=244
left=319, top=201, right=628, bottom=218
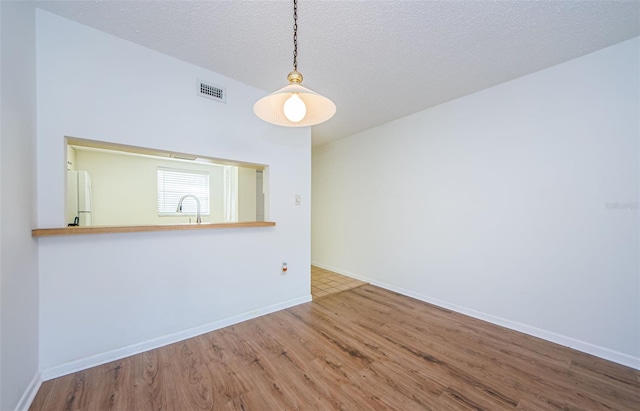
left=32, top=221, right=276, bottom=237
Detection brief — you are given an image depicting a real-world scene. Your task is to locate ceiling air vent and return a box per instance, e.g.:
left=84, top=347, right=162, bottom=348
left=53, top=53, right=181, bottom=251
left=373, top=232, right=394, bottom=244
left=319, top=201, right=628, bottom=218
left=198, top=79, right=226, bottom=103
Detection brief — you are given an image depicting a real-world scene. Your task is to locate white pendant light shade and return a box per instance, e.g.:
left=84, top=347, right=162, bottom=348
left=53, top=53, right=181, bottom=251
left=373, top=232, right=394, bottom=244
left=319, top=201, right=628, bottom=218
left=254, top=83, right=336, bottom=127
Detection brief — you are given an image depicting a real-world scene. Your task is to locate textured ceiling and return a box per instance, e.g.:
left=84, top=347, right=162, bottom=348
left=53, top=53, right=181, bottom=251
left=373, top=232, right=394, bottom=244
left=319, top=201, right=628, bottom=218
left=35, top=0, right=640, bottom=146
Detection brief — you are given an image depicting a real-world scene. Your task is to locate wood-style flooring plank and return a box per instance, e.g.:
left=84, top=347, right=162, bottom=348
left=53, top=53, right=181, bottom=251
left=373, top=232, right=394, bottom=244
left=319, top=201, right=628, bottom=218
left=84, top=358, right=134, bottom=410
left=32, top=370, right=89, bottom=411
left=169, top=340, right=216, bottom=410
left=132, top=349, right=164, bottom=411
left=30, top=284, right=640, bottom=411
left=194, top=334, right=249, bottom=405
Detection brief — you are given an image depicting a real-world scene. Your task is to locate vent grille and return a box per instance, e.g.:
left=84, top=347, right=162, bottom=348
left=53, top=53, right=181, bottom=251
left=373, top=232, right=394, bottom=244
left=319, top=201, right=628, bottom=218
left=198, top=79, right=226, bottom=103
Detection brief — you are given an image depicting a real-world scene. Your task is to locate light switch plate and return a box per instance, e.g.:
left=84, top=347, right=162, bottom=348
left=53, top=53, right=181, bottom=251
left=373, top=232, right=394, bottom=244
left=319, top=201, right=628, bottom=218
left=295, top=195, right=301, bottom=206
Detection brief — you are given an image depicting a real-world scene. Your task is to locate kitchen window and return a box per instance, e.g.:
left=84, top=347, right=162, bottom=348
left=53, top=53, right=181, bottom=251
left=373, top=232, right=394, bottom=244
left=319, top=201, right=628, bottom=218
left=157, top=167, right=210, bottom=216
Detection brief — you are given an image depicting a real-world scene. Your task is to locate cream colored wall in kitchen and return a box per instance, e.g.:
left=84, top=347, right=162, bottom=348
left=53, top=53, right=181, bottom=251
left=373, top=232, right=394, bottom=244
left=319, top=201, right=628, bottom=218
left=74, top=148, right=225, bottom=225
left=238, top=167, right=256, bottom=222
left=66, top=145, right=76, bottom=170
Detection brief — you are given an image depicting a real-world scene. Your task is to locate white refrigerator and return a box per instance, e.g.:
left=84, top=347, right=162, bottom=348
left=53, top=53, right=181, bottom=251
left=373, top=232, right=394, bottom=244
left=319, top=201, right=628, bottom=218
left=66, top=170, right=93, bottom=226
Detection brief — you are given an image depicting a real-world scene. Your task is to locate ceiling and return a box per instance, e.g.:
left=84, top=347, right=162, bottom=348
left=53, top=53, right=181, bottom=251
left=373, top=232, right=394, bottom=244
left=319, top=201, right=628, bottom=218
left=34, top=0, right=640, bottom=146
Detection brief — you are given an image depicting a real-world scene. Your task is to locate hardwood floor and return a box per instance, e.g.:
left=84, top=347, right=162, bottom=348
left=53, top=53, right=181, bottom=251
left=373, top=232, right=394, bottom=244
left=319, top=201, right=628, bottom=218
left=30, top=285, right=640, bottom=410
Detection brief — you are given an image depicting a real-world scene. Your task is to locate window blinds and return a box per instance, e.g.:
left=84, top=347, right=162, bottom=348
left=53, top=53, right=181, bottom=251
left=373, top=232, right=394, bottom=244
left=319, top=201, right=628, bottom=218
left=157, top=167, right=210, bottom=215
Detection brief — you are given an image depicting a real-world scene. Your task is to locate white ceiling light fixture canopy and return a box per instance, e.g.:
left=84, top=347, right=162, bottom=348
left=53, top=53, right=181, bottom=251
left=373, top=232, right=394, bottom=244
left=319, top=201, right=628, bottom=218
left=253, top=0, right=336, bottom=127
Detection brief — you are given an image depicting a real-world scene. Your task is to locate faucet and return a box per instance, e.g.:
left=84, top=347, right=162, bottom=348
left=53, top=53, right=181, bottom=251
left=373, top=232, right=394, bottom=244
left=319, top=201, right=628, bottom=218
left=176, top=194, right=201, bottom=224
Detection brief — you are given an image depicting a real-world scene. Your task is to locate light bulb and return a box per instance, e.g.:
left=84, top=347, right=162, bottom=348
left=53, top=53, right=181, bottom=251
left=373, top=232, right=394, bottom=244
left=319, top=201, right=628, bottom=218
left=283, top=93, right=306, bottom=122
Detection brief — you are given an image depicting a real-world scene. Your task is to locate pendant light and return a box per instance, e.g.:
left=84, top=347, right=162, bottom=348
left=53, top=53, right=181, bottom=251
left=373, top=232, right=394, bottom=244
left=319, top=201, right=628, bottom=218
left=253, top=0, right=336, bottom=127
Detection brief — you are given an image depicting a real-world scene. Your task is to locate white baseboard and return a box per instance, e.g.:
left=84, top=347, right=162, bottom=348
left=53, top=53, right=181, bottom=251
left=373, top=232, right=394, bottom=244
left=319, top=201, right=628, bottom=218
left=41, top=295, right=312, bottom=381
left=15, top=371, right=42, bottom=411
left=311, top=261, right=640, bottom=370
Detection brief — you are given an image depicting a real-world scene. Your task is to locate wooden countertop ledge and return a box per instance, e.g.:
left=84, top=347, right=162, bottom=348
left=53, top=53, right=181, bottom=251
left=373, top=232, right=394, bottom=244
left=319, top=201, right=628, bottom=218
left=32, top=221, right=276, bottom=237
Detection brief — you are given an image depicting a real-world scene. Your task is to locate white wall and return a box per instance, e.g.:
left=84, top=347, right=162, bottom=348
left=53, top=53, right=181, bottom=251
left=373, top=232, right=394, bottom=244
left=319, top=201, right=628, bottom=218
left=0, top=1, right=40, bottom=409
left=37, top=10, right=311, bottom=377
left=312, top=38, right=640, bottom=368
left=74, top=148, right=226, bottom=225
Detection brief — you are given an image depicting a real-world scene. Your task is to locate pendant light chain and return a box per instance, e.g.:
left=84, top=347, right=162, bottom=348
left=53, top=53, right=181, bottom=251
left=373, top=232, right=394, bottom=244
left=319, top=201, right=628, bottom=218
left=253, top=0, right=335, bottom=127
left=293, top=0, right=298, bottom=72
